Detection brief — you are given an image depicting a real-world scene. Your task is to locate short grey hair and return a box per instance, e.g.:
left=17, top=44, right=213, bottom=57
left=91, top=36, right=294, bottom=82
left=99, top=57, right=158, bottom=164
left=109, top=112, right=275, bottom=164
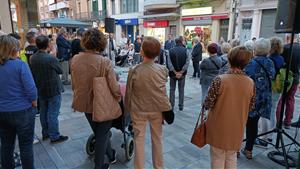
left=254, top=38, right=271, bottom=56
left=231, top=39, right=240, bottom=48
left=244, top=40, right=255, bottom=52
left=221, top=42, right=231, bottom=54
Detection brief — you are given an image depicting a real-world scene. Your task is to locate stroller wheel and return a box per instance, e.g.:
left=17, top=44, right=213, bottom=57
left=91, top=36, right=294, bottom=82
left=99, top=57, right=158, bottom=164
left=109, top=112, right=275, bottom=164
left=125, top=136, right=134, bottom=161
left=86, top=134, right=96, bottom=156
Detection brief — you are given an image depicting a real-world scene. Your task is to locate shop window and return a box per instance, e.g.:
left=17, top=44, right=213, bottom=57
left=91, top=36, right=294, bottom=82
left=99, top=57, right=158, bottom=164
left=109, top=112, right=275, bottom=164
left=111, top=0, right=116, bottom=15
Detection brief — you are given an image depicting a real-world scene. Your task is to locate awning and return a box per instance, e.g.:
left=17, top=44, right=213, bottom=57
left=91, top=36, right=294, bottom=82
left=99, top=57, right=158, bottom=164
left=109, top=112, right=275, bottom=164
left=40, top=18, right=91, bottom=28
left=141, top=13, right=180, bottom=19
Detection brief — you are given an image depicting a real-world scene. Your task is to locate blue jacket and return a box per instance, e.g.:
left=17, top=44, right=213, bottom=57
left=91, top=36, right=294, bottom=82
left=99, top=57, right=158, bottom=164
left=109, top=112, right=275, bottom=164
left=56, top=34, right=71, bottom=61
left=164, top=40, right=175, bottom=50
left=245, top=56, right=276, bottom=119
left=0, top=59, right=37, bottom=112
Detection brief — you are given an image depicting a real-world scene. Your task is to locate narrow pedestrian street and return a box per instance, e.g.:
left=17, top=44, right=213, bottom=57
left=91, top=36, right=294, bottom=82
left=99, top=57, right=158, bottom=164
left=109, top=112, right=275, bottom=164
left=24, top=65, right=300, bottom=169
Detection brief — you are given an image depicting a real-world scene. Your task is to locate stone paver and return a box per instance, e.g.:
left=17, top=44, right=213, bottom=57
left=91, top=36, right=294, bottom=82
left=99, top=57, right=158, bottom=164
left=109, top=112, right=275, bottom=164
left=20, top=65, right=300, bottom=169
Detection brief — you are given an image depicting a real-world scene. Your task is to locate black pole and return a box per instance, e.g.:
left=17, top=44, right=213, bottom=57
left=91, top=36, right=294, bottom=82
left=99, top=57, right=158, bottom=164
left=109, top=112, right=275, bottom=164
left=8, top=0, right=14, bottom=33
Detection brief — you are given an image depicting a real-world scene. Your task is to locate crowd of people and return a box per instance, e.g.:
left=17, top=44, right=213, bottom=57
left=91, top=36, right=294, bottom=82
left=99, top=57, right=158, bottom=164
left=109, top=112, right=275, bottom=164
left=0, top=26, right=300, bottom=169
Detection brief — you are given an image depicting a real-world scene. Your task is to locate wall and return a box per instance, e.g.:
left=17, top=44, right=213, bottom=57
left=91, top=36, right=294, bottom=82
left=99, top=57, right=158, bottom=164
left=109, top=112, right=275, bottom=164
left=0, top=0, right=13, bottom=33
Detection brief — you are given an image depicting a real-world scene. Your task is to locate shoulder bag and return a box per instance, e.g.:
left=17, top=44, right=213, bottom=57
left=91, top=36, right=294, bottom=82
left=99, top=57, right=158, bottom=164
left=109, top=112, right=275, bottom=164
left=191, top=106, right=206, bottom=148
left=92, top=57, right=122, bottom=122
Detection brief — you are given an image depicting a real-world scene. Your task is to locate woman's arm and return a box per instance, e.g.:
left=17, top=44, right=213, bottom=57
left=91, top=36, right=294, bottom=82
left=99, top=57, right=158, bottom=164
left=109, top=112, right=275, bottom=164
left=203, top=76, right=221, bottom=110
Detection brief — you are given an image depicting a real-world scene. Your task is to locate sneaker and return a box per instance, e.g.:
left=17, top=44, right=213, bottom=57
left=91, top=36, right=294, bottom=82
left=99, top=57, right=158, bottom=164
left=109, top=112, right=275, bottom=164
left=109, top=149, right=117, bottom=164
left=33, top=136, right=39, bottom=144
left=254, top=139, right=268, bottom=149
left=50, top=135, right=69, bottom=144
left=242, top=149, right=253, bottom=159
left=284, top=123, right=291, bottom=129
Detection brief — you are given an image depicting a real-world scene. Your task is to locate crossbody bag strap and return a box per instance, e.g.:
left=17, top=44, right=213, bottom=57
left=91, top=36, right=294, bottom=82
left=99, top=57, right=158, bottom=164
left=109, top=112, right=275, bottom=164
left=254, top=59, right=272, bottom=90
left=194, top=106, right=205, bottom=130
left=209, top=57, right=220, bottom=69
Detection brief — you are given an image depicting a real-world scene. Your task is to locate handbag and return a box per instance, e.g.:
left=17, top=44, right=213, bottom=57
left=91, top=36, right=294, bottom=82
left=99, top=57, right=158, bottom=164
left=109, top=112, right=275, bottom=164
left=191, top=107, right=206, bottom=148
left=92, top=58, right=122, bottom=122
left=163, top=109, right=175, bottom=125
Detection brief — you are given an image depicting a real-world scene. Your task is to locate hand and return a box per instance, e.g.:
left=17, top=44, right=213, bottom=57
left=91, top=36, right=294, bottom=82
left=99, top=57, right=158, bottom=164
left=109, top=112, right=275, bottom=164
left=175, top=72, right=183, bottom=79
left=32, top=100, right=38, bottom=107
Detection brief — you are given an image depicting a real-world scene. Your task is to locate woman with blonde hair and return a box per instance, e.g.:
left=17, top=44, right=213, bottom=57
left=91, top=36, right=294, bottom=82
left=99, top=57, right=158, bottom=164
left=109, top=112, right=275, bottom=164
left=0, top=35, right=38, bottom=169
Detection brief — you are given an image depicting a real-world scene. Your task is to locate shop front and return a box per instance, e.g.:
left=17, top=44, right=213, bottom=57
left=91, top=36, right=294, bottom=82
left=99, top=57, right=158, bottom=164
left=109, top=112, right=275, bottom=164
left=116, top=18, right=139, bottom=42
left=143, top=20, right=169, bottom=44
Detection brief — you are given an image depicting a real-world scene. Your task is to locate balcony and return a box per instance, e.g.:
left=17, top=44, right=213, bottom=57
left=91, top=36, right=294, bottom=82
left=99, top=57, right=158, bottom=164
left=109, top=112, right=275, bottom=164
left=72, top=11, right=104, bottom=21
left=49, top=1, right=70, bottom=11
left=144, top=0, right=179, bottom=11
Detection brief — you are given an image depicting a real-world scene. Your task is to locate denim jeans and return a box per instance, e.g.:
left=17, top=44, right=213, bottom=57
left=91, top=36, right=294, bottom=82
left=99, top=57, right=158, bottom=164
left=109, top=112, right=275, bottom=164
left=85, top=113, right=114, bottom=169
left=39, top=94, right=61, bottom=141
left=169, top=76, right=186, bottom=109
left=0, top=107, right=36, bottom=169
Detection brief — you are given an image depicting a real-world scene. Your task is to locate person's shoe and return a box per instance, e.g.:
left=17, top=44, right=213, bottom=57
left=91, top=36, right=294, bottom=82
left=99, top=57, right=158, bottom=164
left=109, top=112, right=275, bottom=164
left=42, top=135, right=50, bottom=141
left=291, top=120, right=300, bottom=128
left=33, top=135, right=39, bottom=144
left=179, top=107, right=183, bottom=111
left=284, top=123, right=291, bottom=129
left=50, top=135, right=69, bottom=144
left=242, top=149, right=253, bottom=159
left=254, top=139, right=268, bottom=149
left=237, top=151, right=240, bottom=158
left=109, top=149, right=117, bottom=164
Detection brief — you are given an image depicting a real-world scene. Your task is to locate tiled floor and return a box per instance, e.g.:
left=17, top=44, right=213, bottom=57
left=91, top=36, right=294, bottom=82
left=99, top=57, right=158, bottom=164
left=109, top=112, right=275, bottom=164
left=18, top=65, right=300, bottom=169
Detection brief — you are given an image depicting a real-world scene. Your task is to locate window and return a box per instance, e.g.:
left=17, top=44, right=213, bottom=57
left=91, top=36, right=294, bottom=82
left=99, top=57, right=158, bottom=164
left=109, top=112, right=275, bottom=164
left=111, top=0, right=115, bottom=15
left=121, top=0, right=138, bottom=13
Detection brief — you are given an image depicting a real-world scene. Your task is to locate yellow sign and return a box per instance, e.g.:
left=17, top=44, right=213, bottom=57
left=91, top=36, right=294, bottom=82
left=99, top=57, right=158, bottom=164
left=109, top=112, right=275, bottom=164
left=182, top=7, right=213, bottom=16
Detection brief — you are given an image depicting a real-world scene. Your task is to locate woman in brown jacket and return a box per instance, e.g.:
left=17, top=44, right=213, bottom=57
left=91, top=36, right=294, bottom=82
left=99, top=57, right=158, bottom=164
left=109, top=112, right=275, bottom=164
left=202, top=46, right=256, bottom=169
left=125, top=37, right=172, bottom=169
left=71, top=28, right=121, bottom=169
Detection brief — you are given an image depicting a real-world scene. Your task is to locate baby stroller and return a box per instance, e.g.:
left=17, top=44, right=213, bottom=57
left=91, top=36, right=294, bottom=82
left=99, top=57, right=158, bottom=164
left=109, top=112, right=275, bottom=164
left=85, top=83, right=134, bottom=161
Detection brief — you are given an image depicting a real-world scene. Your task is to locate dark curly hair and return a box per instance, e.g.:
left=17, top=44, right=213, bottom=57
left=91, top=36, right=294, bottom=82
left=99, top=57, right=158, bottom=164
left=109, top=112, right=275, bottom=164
left=81, top=28, right=107, bottom=52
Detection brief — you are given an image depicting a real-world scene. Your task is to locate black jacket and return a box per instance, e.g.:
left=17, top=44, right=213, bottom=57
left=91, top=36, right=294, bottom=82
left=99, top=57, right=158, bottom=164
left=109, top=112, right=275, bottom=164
left=30, top=51, right=63, bottom=99
left=71, top=38, right=83, bottom=57
left=168, top=44, right=189, bottom=78
left=191, top=43, right=202, bottom=62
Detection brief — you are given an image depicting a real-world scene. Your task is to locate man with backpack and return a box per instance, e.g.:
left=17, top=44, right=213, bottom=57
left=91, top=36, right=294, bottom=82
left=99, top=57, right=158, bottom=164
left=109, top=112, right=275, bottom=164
left=191, top=38, right=202, bottom=78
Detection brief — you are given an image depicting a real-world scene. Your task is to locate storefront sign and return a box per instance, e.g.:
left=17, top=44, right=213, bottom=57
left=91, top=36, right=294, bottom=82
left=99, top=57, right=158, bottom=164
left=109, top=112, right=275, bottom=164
left=116, top=19, right=139, bottom=25
left=182, top=7, right=213, bottom=16
left=143, top=20, right=169, bottom=28
left=182, top=14, right=229, bottom=21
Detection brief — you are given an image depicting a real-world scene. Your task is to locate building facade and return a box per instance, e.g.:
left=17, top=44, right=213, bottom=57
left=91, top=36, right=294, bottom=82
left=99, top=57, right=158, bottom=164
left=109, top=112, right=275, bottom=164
left=236, top=0, right=282, bottom=44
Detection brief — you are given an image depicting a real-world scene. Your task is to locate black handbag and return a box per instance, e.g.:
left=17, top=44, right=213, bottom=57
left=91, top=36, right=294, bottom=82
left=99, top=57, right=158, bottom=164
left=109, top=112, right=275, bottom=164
left=163, top=109, right=175, bottom=125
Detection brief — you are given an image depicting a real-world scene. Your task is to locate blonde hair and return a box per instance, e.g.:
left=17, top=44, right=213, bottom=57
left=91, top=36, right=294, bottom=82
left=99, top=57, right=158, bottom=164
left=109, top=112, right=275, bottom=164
left=270, top=36, right=284, bottom=55
left=0, top=35, right=20, bottom=65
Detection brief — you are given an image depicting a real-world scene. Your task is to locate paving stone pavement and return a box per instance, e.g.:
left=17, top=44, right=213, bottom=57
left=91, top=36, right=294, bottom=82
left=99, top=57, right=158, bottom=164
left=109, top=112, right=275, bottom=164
left=20, top=65, right=300, bottom=169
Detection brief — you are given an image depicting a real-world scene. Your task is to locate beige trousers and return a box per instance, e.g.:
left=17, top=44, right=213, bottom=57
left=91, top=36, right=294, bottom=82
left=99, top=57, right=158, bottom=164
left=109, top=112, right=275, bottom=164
left=131, top=111, right=163, bottom=169
left=210, top=146, right=237, bottom=169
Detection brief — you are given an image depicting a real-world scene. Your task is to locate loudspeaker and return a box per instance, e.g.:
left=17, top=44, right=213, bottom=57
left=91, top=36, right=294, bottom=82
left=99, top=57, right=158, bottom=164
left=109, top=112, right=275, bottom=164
left=105, top=18, right=115, bottom=33
left=275, top=0, right=300, bottom=33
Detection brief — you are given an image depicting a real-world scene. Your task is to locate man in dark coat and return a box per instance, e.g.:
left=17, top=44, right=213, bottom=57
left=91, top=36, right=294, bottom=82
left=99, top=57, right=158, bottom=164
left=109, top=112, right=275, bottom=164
left=56, top=27, right=71, bottom=85
left=167, top=37, right=190, bottom=111
left=191, top=38, right=202, bottom=78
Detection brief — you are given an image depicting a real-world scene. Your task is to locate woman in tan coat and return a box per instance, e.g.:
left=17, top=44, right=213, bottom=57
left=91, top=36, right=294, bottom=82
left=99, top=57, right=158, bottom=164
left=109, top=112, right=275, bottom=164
left=71, top=28, right=121, bottom=169
left=125, top=37, right=172, bottom=169
left=203, top=46, right=256, bottom=169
